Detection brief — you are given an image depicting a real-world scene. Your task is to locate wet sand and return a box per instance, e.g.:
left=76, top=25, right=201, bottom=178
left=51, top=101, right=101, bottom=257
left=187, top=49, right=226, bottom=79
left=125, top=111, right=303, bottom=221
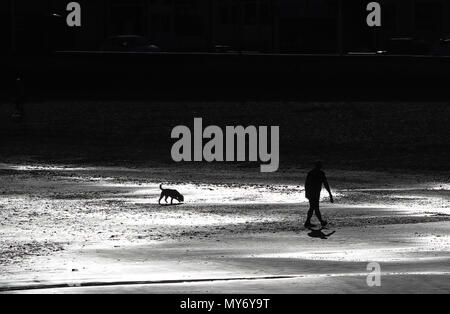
left=0, top=163, right=449, bottom=293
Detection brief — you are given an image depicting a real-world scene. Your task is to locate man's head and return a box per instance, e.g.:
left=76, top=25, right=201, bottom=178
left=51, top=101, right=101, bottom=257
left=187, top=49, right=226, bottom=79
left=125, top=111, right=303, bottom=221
left=314, top=160, right=323, bottom=170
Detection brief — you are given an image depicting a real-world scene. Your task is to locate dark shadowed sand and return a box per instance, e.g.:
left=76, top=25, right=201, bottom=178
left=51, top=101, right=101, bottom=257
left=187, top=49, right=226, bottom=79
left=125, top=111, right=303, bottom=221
left=0, top=163, right=449, bottom=294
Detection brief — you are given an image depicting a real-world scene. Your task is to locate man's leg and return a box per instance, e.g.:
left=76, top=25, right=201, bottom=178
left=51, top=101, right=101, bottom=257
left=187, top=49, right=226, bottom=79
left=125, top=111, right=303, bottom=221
left=305, top=199, right=318, bottom=227
left=314, top=206, right=323, bottom=223
left=314, top=202, right=327, bottom=226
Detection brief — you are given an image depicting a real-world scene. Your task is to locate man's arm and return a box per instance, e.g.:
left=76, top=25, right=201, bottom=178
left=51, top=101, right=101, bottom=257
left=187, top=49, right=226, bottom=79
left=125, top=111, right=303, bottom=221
left=304, top=173, right=311, bottom=197
left=323, top=173, right=334, bottom=203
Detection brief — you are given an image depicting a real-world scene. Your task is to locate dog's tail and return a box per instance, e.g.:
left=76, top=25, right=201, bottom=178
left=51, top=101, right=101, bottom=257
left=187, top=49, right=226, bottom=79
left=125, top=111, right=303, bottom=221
left=159, top=184, right=164, bottom=190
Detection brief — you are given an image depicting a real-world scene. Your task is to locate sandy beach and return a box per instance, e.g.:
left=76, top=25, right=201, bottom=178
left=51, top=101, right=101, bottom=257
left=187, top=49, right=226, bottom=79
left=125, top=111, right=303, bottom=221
left=0, top=162, right=449, bottom=294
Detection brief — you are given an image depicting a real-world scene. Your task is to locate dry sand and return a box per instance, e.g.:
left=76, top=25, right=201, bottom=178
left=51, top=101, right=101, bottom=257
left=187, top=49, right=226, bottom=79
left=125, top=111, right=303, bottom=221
left=0, top=163, right=449, bottom=293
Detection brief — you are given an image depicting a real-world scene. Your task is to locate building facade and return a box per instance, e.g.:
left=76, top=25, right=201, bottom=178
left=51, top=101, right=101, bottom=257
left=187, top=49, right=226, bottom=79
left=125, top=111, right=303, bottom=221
left=2, top=0, right=450, bottom=55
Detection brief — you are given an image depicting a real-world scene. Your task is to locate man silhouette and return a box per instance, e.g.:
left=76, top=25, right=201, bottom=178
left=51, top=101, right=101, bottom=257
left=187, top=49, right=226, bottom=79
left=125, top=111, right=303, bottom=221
left=304, top=161, right=334, bottom=228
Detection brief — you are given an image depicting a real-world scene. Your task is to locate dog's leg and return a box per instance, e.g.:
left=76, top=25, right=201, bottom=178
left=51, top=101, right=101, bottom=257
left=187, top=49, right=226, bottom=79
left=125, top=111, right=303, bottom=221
left=171, top=197, right=174, bottom=205
left=165, top=196, right=169, bottom=203
left=158, top=194, right=164, bottom=205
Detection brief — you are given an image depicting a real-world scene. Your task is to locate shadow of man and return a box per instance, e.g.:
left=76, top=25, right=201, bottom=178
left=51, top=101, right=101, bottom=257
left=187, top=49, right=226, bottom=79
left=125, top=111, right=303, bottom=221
left=307, top=229, right=336, bottom=240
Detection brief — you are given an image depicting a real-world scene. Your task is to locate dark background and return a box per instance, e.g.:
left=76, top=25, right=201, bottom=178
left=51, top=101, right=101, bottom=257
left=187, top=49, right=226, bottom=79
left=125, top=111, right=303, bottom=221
left=1, top=101, right=448, bottom=171
left=2, top=0, right=450, bottom=55
left=0, top=0, right=449, bottom=171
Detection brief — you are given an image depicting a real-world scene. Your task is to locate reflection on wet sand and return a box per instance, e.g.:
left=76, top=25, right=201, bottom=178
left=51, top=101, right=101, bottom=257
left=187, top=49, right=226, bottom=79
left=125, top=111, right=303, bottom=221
left=0, top=163, right=449, bottom=293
